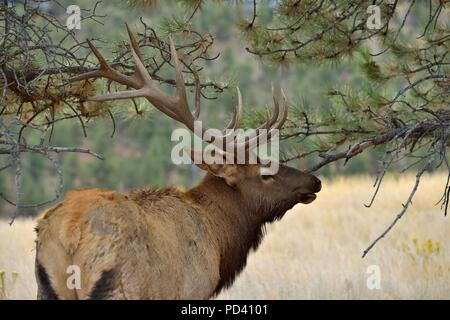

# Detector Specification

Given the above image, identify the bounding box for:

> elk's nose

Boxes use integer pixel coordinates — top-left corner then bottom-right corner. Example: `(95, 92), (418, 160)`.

(313, 177), (322, 192)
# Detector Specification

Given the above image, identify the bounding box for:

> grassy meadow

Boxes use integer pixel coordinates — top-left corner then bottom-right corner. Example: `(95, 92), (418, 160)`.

(0, 174), (448, 299)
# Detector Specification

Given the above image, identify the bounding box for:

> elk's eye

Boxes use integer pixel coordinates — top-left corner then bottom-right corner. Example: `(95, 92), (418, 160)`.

(261, 175), (274, 181)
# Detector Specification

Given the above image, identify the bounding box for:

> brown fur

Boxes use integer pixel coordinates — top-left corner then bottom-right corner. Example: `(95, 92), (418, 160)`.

(35, 163), (321, 299)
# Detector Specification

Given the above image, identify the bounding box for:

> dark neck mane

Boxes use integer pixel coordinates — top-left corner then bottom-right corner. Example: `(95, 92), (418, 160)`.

(186, 174), (272, 295)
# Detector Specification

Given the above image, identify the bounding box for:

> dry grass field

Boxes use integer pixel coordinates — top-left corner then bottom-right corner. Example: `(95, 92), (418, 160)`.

(0, 174), (448, 300)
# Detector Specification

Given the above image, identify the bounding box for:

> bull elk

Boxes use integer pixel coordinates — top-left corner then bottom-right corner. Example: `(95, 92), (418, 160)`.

(34, 25), (321, 300)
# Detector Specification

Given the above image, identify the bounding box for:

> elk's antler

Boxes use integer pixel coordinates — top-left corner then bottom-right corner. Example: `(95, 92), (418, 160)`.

(70, 24), (288, 152)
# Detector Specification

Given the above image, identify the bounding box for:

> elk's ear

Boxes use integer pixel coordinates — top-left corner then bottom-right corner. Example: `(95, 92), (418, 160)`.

(204, 164), (239, 187)
(187, 149), (239, 186)
(197, 163), (238, 187)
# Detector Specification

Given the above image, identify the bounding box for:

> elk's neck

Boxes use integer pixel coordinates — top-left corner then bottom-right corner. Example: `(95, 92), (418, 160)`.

(186, 174), (269, 295)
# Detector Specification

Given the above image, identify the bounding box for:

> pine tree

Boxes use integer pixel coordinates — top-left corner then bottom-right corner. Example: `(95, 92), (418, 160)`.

(0, 1), (448, 254)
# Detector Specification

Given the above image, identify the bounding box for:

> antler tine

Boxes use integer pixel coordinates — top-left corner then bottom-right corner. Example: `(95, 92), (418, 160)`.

(192, 65), (201, 119)
(259, 87), (287, 134)
(254, 83), (279, 131)
(216, 88), (243, 146)
(264, 88), (288, 141)
(169, 36), (188, 105)
(234, 87), (244, 130)
(71, 24), (151, 89)
(125, 23), (159, 89)
(221, 88), (243, 142)
(69, 39), (109, 83)
(125, 23), (144, 64)
(224, 96), (237, 132)
(129, 37), (153, 84)
(87, 39), (110, 70)
(234, 87), (288, 151)
(80, 32), (156, 103)
(70, 39), (140, 88)
(273, 88), (288, 130)
(268, 83), (280, 127)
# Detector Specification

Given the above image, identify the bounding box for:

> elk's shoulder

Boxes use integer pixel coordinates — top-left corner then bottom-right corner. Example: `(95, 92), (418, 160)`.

(129, 186), (186, 206)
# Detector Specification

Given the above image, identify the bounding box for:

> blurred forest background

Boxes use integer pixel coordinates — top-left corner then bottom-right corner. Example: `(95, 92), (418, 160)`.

(0, 0), (448, 218)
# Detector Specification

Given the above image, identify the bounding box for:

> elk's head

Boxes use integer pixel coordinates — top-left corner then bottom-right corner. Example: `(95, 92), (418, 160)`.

(186, 83), (321, 218)
(195, 159), (321, 221)
(71, 24), (321, 218)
